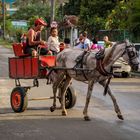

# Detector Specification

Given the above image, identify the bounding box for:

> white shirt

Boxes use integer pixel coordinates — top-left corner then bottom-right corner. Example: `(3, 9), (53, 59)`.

(84, 38), (91, 49)
(47, 36), (60, 53)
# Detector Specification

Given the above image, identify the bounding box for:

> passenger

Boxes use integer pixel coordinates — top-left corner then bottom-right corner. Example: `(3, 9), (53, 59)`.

(24, 18), (52, 57)
(47, 27), (60, 55)
(75, 33), (84, 49)
(59, 42), (65, 51)
(59, 38), (71, 52)
(64, 38), (71, 48)
(103, 36), (113, 48)
(90, 38), (98, 50)
(83, 31), (92, 50)
(91, 38), (103, 51)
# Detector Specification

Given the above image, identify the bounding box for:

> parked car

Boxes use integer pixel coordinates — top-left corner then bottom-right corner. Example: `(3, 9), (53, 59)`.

(113, 57), (131, 78)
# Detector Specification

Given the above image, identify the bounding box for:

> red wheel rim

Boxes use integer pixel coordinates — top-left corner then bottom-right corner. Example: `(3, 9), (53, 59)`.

(12, 91), (21, 109)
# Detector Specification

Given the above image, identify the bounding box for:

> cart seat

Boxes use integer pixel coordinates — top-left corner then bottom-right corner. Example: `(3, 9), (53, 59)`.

(12, 43), (30, 57)
(40, 55), (56, 67)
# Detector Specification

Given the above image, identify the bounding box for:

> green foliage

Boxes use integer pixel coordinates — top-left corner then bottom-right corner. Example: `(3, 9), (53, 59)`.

(5, 20), (14, 35)
(11, 4), (50, 22)
(0, 19), (27, 42)
(61, 0), (116, 35)
(28, 16), (40, 28)
(2, 0), (139, 42)
(105, 1), (131, 29)
(128, 0), (140, 40)
(63, 0), (81, 15)
(78, 0), (116, 34)
(14, 28), (26, 42)
(14, 0), (48, 6)
(62, 0), (140, 41)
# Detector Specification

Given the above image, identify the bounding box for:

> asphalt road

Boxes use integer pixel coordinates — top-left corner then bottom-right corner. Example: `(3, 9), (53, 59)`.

(0, 45), (140, 140)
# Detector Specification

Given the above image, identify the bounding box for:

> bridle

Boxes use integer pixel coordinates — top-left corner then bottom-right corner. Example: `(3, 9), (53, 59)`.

(123, 44), (139, 66)
(96, 41), (139, 76)
(96, 41), (139, 96)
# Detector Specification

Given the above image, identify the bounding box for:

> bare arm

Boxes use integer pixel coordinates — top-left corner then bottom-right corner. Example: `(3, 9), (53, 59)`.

(28, 29), (45, 46)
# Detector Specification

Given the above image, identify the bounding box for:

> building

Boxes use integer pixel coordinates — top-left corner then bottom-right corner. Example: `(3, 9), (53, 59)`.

(59, 15), (79, 46)
(2, 0), (17, 15)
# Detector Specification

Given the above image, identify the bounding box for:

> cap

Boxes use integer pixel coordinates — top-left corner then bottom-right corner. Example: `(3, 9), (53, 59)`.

(34, 18), (47, 26)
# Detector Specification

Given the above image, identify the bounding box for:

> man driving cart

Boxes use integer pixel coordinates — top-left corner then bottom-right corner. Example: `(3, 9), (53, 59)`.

(24, 18), (52, 56)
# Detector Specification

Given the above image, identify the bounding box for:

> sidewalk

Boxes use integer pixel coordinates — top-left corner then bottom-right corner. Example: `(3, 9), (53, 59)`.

(0, 38), (12, 48)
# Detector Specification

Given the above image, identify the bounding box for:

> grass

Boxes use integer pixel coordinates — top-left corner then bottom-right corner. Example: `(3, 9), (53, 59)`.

(0, 38), (12, 49)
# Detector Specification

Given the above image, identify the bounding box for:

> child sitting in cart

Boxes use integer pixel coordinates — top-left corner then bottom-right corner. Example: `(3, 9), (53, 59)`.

(59, 38), (71, 51)
(47, 27), (60, 55)
(24, 18), (52, 57)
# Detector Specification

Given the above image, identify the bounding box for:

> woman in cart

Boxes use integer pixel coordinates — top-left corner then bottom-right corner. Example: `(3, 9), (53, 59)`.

(24, 18), (52, 57)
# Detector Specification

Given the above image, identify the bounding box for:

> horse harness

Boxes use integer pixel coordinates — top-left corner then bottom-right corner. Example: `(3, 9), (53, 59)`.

(74, 50), (91, 80)
(95, 49), (113, 76)
(95, 49), (114, 95)
(74, 49), (113, 95)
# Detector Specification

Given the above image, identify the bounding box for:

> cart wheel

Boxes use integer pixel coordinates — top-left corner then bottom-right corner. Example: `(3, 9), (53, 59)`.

(10, 87), (28, 113)
(59, 86), (77, 109)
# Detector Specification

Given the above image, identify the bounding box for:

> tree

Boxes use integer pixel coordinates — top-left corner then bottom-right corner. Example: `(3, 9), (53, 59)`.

(63, 0), (81, 16)
(128, 0), (140, 40)
(11, 4), (50, 22)
(78, 0), (116, 35)
(14, 0), (49, 6)
(105, 0), (131, 30)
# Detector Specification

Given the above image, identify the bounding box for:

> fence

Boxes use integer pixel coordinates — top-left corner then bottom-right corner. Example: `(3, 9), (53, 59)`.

(97, 29), (131, 41)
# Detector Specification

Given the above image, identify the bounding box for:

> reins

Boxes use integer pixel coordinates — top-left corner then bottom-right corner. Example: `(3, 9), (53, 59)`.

(95, 43), (122, 96)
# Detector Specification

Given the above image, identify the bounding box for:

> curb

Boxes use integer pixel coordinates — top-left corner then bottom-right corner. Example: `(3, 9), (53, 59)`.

(130, 72), (140, 77)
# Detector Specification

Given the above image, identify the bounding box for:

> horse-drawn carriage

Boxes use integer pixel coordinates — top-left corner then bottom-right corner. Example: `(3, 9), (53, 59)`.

(9, 43), (77, 113)
(9, 40), (139, 121)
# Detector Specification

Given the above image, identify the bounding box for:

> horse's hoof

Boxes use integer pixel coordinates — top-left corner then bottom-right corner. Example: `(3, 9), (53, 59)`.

(50, 106), (56, 112)
(117, 114), (124, 120)
(62, 111), (67, 116)
(84, 116), (91, 121)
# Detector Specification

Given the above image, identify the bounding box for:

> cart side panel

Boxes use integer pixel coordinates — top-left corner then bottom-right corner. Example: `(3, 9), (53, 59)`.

(40, 56), (56, 67)
(32, 57), (39, 77)
(17, 58), (24, 77)
(9, 58), (17, 78)
(9, 57), (39, 79)
(24, 57), (31, 78)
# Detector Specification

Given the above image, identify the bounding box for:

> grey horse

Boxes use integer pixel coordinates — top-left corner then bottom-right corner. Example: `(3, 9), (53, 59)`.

(50, 40), (139, 121)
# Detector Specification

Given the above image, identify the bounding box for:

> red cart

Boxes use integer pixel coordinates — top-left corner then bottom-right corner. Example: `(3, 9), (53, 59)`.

(9, 43), (76, 113)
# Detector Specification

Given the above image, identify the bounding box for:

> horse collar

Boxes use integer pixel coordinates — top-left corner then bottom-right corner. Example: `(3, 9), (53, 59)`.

(96, 59), (113, 76)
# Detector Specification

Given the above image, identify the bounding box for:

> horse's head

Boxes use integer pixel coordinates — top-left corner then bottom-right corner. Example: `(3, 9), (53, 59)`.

(122, 40), (139, 71)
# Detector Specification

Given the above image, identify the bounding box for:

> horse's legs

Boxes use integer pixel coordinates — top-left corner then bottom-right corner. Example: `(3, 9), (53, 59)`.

(50, 72), (65, 112)
(83, 80), (95, 121)
(61, 76), (72, 116)
(99, 80), (124, 120)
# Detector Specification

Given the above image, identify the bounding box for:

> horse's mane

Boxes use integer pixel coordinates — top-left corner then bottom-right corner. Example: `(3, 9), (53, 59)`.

(103, 41), (125, 65)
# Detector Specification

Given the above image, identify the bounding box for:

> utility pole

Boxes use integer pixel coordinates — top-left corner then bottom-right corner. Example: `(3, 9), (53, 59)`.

(2, 0), (5, 39)
(50, 0), (55, 23)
